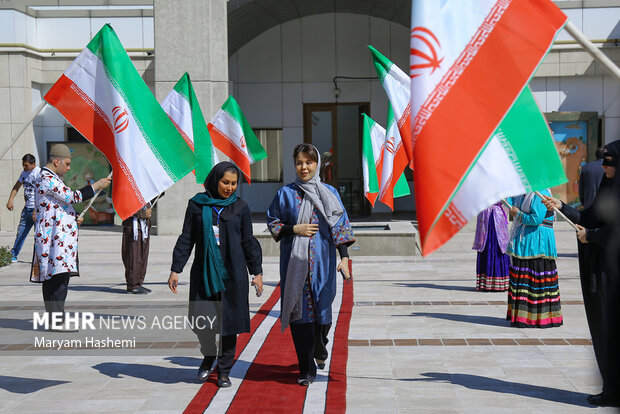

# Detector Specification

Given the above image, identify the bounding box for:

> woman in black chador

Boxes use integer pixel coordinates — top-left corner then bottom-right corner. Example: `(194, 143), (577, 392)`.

(168, 162), (263, 388)
(543, 143), (620, 408)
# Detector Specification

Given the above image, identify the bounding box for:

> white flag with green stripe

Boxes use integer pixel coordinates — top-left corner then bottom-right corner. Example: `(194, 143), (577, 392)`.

(161, 72), (219, 184)
(207, 96), (267, 183)
(44, 24), (196, 220)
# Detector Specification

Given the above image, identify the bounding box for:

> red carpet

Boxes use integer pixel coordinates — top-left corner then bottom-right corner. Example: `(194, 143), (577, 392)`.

(183, 278), (353, 414)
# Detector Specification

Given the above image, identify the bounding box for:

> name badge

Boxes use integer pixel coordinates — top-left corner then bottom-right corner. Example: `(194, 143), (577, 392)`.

(213, 225), (220, 245)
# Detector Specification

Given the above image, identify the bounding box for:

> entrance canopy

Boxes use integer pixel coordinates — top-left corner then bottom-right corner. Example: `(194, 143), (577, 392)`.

(228, 0), (411, 56)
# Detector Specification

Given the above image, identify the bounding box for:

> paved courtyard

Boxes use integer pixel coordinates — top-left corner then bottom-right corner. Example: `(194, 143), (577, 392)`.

(0, 219), (616, 413)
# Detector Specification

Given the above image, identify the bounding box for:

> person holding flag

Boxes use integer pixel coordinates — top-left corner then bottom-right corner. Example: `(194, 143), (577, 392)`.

(31, 144), (111, 330)
(541, 146), (620, 407)
(472, 203), (510, 292)
(505, 190), (562, 328)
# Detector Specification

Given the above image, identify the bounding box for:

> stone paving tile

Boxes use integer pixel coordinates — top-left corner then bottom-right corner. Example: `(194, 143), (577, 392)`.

(0, 221), (608, 412)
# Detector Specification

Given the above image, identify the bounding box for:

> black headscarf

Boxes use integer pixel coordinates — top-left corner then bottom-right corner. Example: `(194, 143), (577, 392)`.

(202, 161), (245, 221)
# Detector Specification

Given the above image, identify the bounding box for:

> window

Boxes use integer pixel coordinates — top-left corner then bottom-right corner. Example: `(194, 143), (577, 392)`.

(251, 129), (283, 182)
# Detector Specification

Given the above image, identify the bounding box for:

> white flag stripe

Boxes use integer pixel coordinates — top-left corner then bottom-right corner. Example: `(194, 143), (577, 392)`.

(383, 65), (411, 121)
(65, 49), (174, 199)
(206, 300), (281, 413)
(410, 1), (495, 119)
(451, 134), (526, 218)
(161, 89), (194, 145)
(303, 274), (344, 414)
(379, 121), (404, 199)
(370, 123), (384, 163)
(210, 109), (255, 163)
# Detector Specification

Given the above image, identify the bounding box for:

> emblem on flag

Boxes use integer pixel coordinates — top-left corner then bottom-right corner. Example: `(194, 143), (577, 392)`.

(112, 106), (130, 134)
(410, 27), (443, 77)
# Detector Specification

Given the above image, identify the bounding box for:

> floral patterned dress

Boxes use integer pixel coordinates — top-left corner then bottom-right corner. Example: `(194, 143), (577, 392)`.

(31, 167), (86, 282)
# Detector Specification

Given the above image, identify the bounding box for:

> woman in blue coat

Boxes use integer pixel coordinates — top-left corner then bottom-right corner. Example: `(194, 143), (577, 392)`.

(267, 144), (354, 386)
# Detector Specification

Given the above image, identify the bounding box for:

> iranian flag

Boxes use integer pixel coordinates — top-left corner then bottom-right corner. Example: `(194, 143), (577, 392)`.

(44, 24), (196, 220)
(362, 112), (410, 209)
(410, 0), (568, 255)
(369, 46), (413, 168)
(208, 96), (267, 183)
(161, 72), (219, 183)
(379, 106), (410, 210)
(362, 114), (382, 206)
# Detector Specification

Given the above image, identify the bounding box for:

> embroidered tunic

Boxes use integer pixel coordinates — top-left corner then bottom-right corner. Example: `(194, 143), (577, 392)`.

(267, 183), (354, 325)
(31, 167), (89, 282)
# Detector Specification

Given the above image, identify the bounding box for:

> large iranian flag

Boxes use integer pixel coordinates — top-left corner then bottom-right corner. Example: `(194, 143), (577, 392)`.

(208, 96), (267, 183)
(369, 46), (413, 168)
(44, 24), (196, 220)
(362, 113), (410, 209)
(161, 72), (219, 183)
(410, 0), (568, 255)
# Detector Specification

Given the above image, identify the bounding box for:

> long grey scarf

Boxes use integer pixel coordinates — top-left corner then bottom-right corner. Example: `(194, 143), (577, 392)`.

(281, 150), (344, 331)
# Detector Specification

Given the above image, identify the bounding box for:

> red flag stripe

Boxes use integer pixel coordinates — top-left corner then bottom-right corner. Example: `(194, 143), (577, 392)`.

(44, 74), (145, 216)
(413, 0), (566, 254)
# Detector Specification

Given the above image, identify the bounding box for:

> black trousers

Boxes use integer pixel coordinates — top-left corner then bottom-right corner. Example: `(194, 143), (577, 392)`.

(42, 272), (70, 319)
(290, 322), (331, 380)
(197, 333), (237, 378)
(582, 271), (620, 397)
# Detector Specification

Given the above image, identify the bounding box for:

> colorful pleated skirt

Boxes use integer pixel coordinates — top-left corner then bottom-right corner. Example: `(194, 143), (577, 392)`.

(476, 215), (510, 291)
(507, 257), (563, 328)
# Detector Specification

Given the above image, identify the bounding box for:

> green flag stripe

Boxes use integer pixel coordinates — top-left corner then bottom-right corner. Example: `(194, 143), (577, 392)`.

(222, 96), (267, 162)
(86, 24), (195, 181)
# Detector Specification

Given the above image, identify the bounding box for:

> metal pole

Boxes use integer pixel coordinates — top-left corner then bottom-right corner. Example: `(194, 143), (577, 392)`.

(534, 191), (579, 231)
(0, 101), (47, 160)
(77, 171), (113, 221)
(564, 21), (620, 83)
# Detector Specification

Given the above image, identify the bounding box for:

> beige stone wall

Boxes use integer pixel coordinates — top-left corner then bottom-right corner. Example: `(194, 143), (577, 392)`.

(153, 0), (228, 235)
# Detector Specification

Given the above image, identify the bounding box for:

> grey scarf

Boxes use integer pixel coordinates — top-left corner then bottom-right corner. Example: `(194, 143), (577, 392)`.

(281, 150), (344, 331)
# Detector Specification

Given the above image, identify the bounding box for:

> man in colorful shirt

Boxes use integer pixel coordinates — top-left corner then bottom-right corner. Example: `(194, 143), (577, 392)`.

(6, 154), (41, 262)
(31, 144), (111, 331)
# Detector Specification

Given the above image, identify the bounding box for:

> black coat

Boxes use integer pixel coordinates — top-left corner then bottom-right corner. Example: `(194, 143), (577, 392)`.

(561, 179), (620, 396)
(171, 198), (263, 336)
(579, 159), (604, 209)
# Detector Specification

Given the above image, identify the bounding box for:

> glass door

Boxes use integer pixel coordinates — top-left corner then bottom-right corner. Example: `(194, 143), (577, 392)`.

(303, 103), (370, 216)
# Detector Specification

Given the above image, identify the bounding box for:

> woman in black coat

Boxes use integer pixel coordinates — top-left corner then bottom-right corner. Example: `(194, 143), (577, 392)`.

(168, 162), (263, 388)
(543, 149), (620, 407)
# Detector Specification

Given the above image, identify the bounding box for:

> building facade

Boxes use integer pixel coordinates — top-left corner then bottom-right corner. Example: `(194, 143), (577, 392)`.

(1, 0), (619, 233)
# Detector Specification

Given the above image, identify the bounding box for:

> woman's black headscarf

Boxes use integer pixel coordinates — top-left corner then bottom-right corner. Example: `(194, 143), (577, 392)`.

(202, 161), (245, 220)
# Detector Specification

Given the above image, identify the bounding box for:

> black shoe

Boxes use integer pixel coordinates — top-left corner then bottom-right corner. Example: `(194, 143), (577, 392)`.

(140, 286), (152, 293)
(128, 287), (149, 294)
(197, 356), (214, 381)
(218, 376), (232, 388)
(588, 393), (620, 407)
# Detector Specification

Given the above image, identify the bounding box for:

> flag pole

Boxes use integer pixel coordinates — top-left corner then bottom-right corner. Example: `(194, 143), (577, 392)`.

(501, 199), (511, 209)
(0, 101), (47, 161)
(78, 171), (113, 221)
(534, 191), (579, 232)
(564, 21), (620, 83)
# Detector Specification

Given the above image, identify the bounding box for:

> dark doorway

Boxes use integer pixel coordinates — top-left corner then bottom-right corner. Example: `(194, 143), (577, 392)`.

(303, 102), (370, 216)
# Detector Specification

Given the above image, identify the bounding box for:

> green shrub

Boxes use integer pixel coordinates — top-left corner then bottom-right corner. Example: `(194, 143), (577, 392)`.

(0, 246), (12, 267)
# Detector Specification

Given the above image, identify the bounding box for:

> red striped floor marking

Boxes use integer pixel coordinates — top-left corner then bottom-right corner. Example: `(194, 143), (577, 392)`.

(183, 278), (353, 414)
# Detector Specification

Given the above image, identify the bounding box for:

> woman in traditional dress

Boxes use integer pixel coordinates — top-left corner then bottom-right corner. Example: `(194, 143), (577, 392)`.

(505, 189), (562, 328)
(542, 150), (620, 407)
(168, 162), (263, 387)
(472, 203), (510, 291)
(267, 143), (354, 386)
